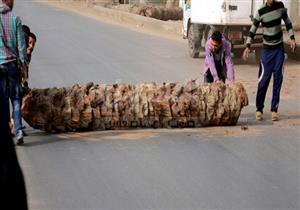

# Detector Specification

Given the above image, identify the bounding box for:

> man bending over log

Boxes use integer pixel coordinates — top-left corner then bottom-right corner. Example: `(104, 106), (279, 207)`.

(203, 30), (235, 83)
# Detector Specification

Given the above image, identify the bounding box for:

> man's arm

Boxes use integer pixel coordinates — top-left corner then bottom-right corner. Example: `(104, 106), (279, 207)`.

(243, 12), (261, 61)
(246, 12), (261, 49)
(204, 40), (219, 81)
(223, 41), (235, 82)
(16, 16), (26, 65)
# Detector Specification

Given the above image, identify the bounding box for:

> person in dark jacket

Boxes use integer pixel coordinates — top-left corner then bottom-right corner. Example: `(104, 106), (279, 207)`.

(21, 31), (37, 95)
(22, 24), (30, 48)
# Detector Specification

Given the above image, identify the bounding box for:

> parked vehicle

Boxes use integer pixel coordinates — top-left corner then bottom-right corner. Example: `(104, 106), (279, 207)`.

(182, 0), (293, 60)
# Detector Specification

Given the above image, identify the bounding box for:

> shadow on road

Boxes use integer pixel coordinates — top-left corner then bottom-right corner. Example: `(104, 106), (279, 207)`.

(21, 136), (70, 147)
(239, 112), (300, 126)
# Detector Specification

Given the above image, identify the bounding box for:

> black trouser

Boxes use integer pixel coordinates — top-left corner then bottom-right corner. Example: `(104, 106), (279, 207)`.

(204, 68), (226, 83)
(0, 65), (10, 127)
(0, 90), (28, 209)
(0, 125), (28, 209)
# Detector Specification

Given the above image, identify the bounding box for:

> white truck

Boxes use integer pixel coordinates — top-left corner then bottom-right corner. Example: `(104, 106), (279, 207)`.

(182, 0), (293, 60)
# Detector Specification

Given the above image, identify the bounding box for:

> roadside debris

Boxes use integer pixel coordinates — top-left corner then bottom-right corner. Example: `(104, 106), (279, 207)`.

(240, 125), (248, 131)
(134, 5), (183, 21)
(104, 4), (183, 21)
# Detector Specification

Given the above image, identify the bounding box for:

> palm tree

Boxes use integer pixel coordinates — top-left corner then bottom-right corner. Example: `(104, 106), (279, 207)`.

(22, 82), (248, 132)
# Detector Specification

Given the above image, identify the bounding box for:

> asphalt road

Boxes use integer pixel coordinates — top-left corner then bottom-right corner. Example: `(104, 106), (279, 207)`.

(14, 0), (300, 209)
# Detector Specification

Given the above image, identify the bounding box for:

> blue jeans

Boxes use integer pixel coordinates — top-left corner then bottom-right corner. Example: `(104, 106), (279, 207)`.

(0, 62), (22, 135)
(256, 45), (284, 113)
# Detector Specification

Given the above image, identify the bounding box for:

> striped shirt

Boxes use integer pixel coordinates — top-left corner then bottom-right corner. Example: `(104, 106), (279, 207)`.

(246, 1), (295, 49)
(0, 3), (26, 65)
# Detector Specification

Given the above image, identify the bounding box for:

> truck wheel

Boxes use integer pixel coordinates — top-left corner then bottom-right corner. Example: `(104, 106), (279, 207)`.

(203, 25), (217, 42)
(188, 24), (201, 58)
(233, 49), (244, 58)
(207, 25), (216, 38)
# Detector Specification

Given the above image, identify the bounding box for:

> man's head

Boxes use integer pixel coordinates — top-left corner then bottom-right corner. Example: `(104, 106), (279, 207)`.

(27, 32), (36, 55)
(22, 25), (30, 48)
(2, 0), (14, 10)
(210, 31), (222, 53)
(22, 25), (30, 37)
(266, 0), (274, 6)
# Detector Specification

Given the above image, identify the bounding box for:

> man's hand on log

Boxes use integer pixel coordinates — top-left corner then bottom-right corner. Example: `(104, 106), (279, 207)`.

(214, 80), (221, 83)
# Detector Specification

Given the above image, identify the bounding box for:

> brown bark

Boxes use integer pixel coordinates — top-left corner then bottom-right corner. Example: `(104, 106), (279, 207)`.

(22, 81), (248, 132)
(132, 5), (183, 21)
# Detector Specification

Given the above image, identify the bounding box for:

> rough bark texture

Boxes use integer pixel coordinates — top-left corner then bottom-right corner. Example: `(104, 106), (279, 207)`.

(22, 81), (248, 132)
(131, 5), (183, 21)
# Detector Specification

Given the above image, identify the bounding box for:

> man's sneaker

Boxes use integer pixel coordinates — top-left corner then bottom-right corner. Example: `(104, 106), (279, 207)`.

(256, 111), (263, 121)
(16, 131), (24, 146)
(22, 130), (28, 136)
(16, 138), (24, 146)
(271, 112), (279, 121)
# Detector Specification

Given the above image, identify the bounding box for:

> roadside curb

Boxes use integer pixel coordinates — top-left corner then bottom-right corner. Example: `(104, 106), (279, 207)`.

(93, 5), (182, 37)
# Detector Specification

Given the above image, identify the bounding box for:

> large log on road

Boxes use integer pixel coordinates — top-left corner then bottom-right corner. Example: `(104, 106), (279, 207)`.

(21, 81), (248, 132)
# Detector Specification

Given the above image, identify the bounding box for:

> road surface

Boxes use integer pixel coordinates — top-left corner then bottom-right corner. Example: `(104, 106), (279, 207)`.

(14, 0), (300, 209)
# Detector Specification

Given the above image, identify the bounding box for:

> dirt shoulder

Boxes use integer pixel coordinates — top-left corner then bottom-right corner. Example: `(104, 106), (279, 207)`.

(35, 0), (300, 42)
(35, 0), (184, 42)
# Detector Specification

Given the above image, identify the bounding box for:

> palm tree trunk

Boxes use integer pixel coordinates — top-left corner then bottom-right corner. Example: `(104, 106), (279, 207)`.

(22, 81), (248, 132)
